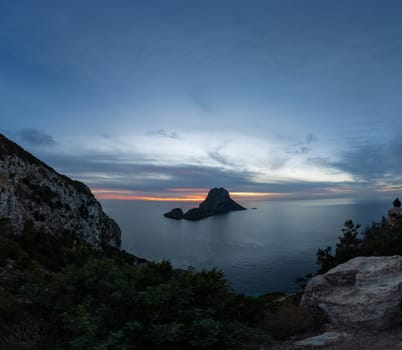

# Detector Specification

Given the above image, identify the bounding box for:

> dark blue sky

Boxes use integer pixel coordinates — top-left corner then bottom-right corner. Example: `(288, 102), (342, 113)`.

(2, 0), (402, 200)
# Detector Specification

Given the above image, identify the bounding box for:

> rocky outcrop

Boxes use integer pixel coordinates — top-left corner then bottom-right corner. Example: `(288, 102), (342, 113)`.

(293, 331), (352, 348)
(164, 187), (246, 221)
(300, 256), (402, 330)
(199, 187), (245, 212)
(387, 207), (402, 226)
(164, 208), (184, 220)
(0, 134), (121, 249)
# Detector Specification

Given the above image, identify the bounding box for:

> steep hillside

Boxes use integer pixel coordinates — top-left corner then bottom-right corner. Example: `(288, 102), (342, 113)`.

(0, 134), (120, 248)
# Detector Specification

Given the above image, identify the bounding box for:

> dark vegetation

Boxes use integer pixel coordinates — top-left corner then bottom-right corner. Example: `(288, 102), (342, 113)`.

(314, 216), (402, 274)
(295, 215), (402, 290)
(0, 221), (278, 349)
(0, 219), (326, 349)
(3, 203), (400, 348)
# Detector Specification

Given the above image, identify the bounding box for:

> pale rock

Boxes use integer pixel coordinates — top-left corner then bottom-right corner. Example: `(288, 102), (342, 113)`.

(0, 134), (121, 249)
(301, 256), (402, 330)
(387, 208), (402, 225)
(293, 331), (351, 348)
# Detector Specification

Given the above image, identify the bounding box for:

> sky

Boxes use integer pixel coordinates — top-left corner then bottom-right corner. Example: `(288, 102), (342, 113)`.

(1, 0), (402, 201)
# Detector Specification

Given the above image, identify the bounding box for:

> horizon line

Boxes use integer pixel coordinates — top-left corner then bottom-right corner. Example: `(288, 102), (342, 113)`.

(91, 188), (285, 202)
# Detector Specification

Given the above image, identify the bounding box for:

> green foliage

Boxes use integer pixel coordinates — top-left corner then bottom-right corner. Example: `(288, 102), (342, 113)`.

(56, 260), (266, 349)
(316, 215), (402, 274)
(0, 234), (25, 266)
(316, 246), (336, 274)
(315, 219), (363, 274)
(18, 221), (95, 271)
(0, 224), (269, 349)
(336, 219), (362, 261)
(361, 219), (402, 256)
(264, 303), (326, 340)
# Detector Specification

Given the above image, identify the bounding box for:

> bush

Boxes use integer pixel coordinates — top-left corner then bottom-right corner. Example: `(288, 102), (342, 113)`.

(57, 260), (267, 349)
(316, 215), (402, 274)
(264, 304), (326, 339)
(0, 224), (270, 349)
(0, 235), (26, 266)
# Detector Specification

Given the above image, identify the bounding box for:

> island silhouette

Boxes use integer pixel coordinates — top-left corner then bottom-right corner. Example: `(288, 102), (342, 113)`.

(164, 187), (246, 220)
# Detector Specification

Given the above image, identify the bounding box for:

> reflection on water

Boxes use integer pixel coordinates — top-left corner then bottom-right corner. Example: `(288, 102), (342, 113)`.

(101, 198), (390, 296)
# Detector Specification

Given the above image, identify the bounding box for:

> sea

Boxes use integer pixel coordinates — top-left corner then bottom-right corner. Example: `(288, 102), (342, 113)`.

(100, 198), (391, 296)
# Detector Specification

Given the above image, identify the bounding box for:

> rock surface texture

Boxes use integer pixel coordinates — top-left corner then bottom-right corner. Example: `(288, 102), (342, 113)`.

(0, 134), (121, 249)
(301, 255), (402, 330)
(267, 328), (402, 350)
(164, 187), (246, 221)
(388, 207), (402, 226)
(293, 331), (352, 348)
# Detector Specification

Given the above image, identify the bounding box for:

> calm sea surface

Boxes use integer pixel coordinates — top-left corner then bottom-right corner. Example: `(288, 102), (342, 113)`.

(100, 198), (390, 296)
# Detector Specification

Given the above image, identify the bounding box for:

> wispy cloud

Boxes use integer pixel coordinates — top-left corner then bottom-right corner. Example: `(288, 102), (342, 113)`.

(207, 143), (236, 167)
(146, 129), (181, 139)
(208, 150), (229, 165)
(32, 143), (364, 201)
(329, 141), (392, 182)
(19, 129), (55, 146)
(286, 133), (317, 155)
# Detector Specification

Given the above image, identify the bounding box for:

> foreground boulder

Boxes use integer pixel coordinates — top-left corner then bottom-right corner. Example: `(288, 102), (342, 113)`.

(301, 256), (402, 330)
(0, 134), (121, 249)
(293, 331), (352, 348)
(164, 187), (246, 221)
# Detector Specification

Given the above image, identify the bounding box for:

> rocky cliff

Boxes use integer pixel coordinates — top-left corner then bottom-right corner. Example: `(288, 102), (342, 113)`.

(164, 187), (246, 220)
(0, 134), (121, 249)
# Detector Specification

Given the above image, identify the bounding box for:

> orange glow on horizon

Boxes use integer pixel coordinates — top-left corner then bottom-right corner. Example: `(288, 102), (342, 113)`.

(91, 188), (283, 202)
(230, 192), (277, 197)
(377, 184), (402, 193)
(95, 194), (206, 202)
(166, 187), (209, 192)
(91, 188), (206, 202)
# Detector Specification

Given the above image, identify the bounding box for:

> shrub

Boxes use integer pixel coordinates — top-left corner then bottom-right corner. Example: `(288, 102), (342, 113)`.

(0, 224), (270, 349)
(316, 215), (402, 274)
(264, 304), (326, 339)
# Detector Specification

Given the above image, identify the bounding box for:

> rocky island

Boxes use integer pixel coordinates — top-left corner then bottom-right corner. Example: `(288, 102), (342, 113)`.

(164, 187), (246, 220)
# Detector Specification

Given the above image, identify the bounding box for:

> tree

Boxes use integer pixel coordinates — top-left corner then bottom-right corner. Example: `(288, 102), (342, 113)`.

(316, 220), (362, 274)
(334, 220), (362, 264)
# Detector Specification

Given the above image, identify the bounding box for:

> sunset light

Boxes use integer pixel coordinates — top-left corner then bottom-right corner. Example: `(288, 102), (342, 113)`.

(91, 188), (206, 202)
(91, 188), (286, 202)
(2, 1), (402, 347)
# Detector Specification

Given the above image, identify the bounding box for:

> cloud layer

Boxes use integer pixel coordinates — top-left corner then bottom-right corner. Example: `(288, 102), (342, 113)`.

(19, 129), (55, 146)
(12, 128), (379, 201)
(1, 1), (402, 200)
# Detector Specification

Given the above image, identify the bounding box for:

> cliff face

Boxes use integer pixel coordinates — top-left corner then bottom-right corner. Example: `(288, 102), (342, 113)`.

(0, 134), (121, 249)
